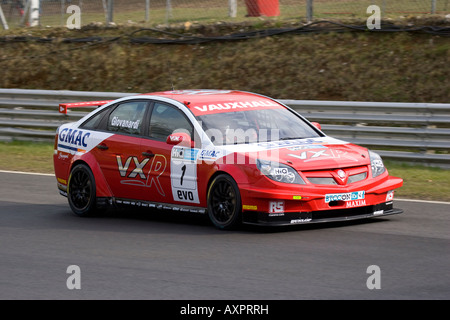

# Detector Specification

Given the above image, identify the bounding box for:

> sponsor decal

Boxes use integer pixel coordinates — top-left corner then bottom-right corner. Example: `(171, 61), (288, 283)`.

(373, 210), (384, 216)
(57, 126), (112, 155)
(58, 152), (70, 160)
(293, 195), (302, 200)
(269, 201), (285, 214)
(288, 148), (358, 163)
(256, 137), (346, 150)
(58, 128), (90, 152)
(325, 191), (365, 203)
(386, 190), (394, 201)
(273, 168), (288, 176)
(198, 149), (221, 161)
(172, 147), (199, 161)
(193, 100), (280, 114)
(169, 135), (182, 142)
(243, 205), (258, 211)
(116, 155), (167, 196)
(290, 218), (312, 224)
(346, 200), (367, 208)
(57, 178), (67, 185)
(110, 117), (140, 130)
(176, 190), (196, 202)
(287, 145), (326, 151)
(114, 197), (206, 214)
(170, 89), (232, 95)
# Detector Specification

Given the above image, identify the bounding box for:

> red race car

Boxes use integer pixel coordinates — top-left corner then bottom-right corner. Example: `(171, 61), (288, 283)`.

(53, 90), (403, 229)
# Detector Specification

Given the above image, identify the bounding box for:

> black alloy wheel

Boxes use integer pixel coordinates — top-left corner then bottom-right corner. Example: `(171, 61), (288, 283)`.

(68, 163), (97, 216)
(207, 174), (242, 230)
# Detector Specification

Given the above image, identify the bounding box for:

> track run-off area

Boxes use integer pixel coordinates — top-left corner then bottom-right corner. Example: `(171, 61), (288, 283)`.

(0, 170), (449, 300)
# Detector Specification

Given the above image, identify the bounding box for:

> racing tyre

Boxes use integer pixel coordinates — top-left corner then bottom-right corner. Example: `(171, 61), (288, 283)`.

(207, 174), (242, 230)
(68, 163), (97, 217)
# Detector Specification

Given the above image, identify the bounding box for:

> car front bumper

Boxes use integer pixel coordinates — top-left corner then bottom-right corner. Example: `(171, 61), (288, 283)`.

(242, 200), (403, 226)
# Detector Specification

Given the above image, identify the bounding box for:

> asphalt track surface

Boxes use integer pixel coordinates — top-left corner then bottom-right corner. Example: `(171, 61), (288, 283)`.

(0, 171), (449, 300)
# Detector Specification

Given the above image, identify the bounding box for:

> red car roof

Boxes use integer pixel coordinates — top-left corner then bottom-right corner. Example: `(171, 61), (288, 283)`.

(143, 90), (284, 116)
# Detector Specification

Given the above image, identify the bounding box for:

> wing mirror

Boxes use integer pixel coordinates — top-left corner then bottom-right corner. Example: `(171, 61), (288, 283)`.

(166, 132), (194, 148)
(311, 122), (322, 130)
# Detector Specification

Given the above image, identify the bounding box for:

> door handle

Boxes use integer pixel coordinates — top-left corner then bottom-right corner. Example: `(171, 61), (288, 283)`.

(142, 151), (155, 158)
(96, 143), (108, 150)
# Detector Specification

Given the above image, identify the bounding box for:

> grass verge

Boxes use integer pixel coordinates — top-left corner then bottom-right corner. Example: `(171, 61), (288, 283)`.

(0, 141), (448, 202)
(0, 21), (449, 103)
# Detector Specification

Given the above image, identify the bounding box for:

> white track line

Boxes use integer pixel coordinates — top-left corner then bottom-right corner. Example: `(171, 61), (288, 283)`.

(1, 170), (449, 205)
(0, 169), (55, 177)
(395, 198), (450, 205)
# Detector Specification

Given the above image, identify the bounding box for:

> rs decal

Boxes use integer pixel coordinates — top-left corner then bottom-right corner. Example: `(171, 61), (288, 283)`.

(117, 155), (167, 196)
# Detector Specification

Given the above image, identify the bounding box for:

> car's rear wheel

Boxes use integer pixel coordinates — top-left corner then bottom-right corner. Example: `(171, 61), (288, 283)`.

(207, 174), (242, 230)
(68, 163), (97, 217)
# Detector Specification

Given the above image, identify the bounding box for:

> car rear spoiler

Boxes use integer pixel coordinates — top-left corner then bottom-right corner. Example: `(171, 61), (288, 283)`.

(58, 100), (114, 114)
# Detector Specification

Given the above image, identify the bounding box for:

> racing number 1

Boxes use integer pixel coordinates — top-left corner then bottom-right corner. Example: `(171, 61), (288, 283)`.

(180, 165), (186, 186)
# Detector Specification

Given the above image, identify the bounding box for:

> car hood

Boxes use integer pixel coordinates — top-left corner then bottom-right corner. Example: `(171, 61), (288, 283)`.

(216, 136), (371, 171)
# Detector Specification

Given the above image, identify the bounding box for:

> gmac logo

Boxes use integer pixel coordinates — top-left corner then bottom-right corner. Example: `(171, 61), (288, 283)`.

(58, 129), (91, 152)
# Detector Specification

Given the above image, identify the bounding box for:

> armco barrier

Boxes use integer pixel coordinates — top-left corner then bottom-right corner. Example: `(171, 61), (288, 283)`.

(0, 89), (449, 168)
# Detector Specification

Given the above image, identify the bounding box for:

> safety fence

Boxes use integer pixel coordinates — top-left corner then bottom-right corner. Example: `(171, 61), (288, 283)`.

(1, 0), (449, 29)
(0, 88), (449, 168)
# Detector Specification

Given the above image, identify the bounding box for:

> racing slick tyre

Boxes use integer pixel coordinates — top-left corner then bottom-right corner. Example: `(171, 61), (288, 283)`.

(207, 174), (242, 230)
(67, 163), (97, 217)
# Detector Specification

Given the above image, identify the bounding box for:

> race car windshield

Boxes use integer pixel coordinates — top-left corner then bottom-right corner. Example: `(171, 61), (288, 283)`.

(196, 108), (322, 146)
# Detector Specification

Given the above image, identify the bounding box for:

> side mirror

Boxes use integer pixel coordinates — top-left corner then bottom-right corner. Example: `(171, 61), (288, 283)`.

(311, 122), (322, 131)
(166, 132), (194, 148)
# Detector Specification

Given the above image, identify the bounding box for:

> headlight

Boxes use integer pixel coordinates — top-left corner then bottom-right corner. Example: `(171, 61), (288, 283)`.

(256, 159), (306, 184)
(369, 151), (386, 178)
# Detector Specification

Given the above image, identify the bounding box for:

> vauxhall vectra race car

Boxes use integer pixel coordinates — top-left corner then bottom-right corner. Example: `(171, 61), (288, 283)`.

(53, 90), (403, 229)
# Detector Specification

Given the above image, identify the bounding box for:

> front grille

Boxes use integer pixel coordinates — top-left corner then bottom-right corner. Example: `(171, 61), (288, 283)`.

(304, 166), (368, 185)
(308, 177), (337, 185)
(348, 172), (367, 184)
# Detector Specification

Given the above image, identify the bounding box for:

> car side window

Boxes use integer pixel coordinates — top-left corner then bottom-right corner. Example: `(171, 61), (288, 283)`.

(80, 107), (110, 130)
(149, 103), (193, 141)
(106, 101), (147, 135)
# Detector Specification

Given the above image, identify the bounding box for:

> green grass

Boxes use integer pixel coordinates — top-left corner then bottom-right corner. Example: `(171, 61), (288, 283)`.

(0, 25), (449, 103)
(0, 141), (448, 202)
(0, 141), (55, 174)
(384, 160), (450, 202)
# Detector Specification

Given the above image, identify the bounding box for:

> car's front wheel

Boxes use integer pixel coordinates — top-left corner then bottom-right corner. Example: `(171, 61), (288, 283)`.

(207, 174), (242, 230)
(68, 163), (97, 217)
